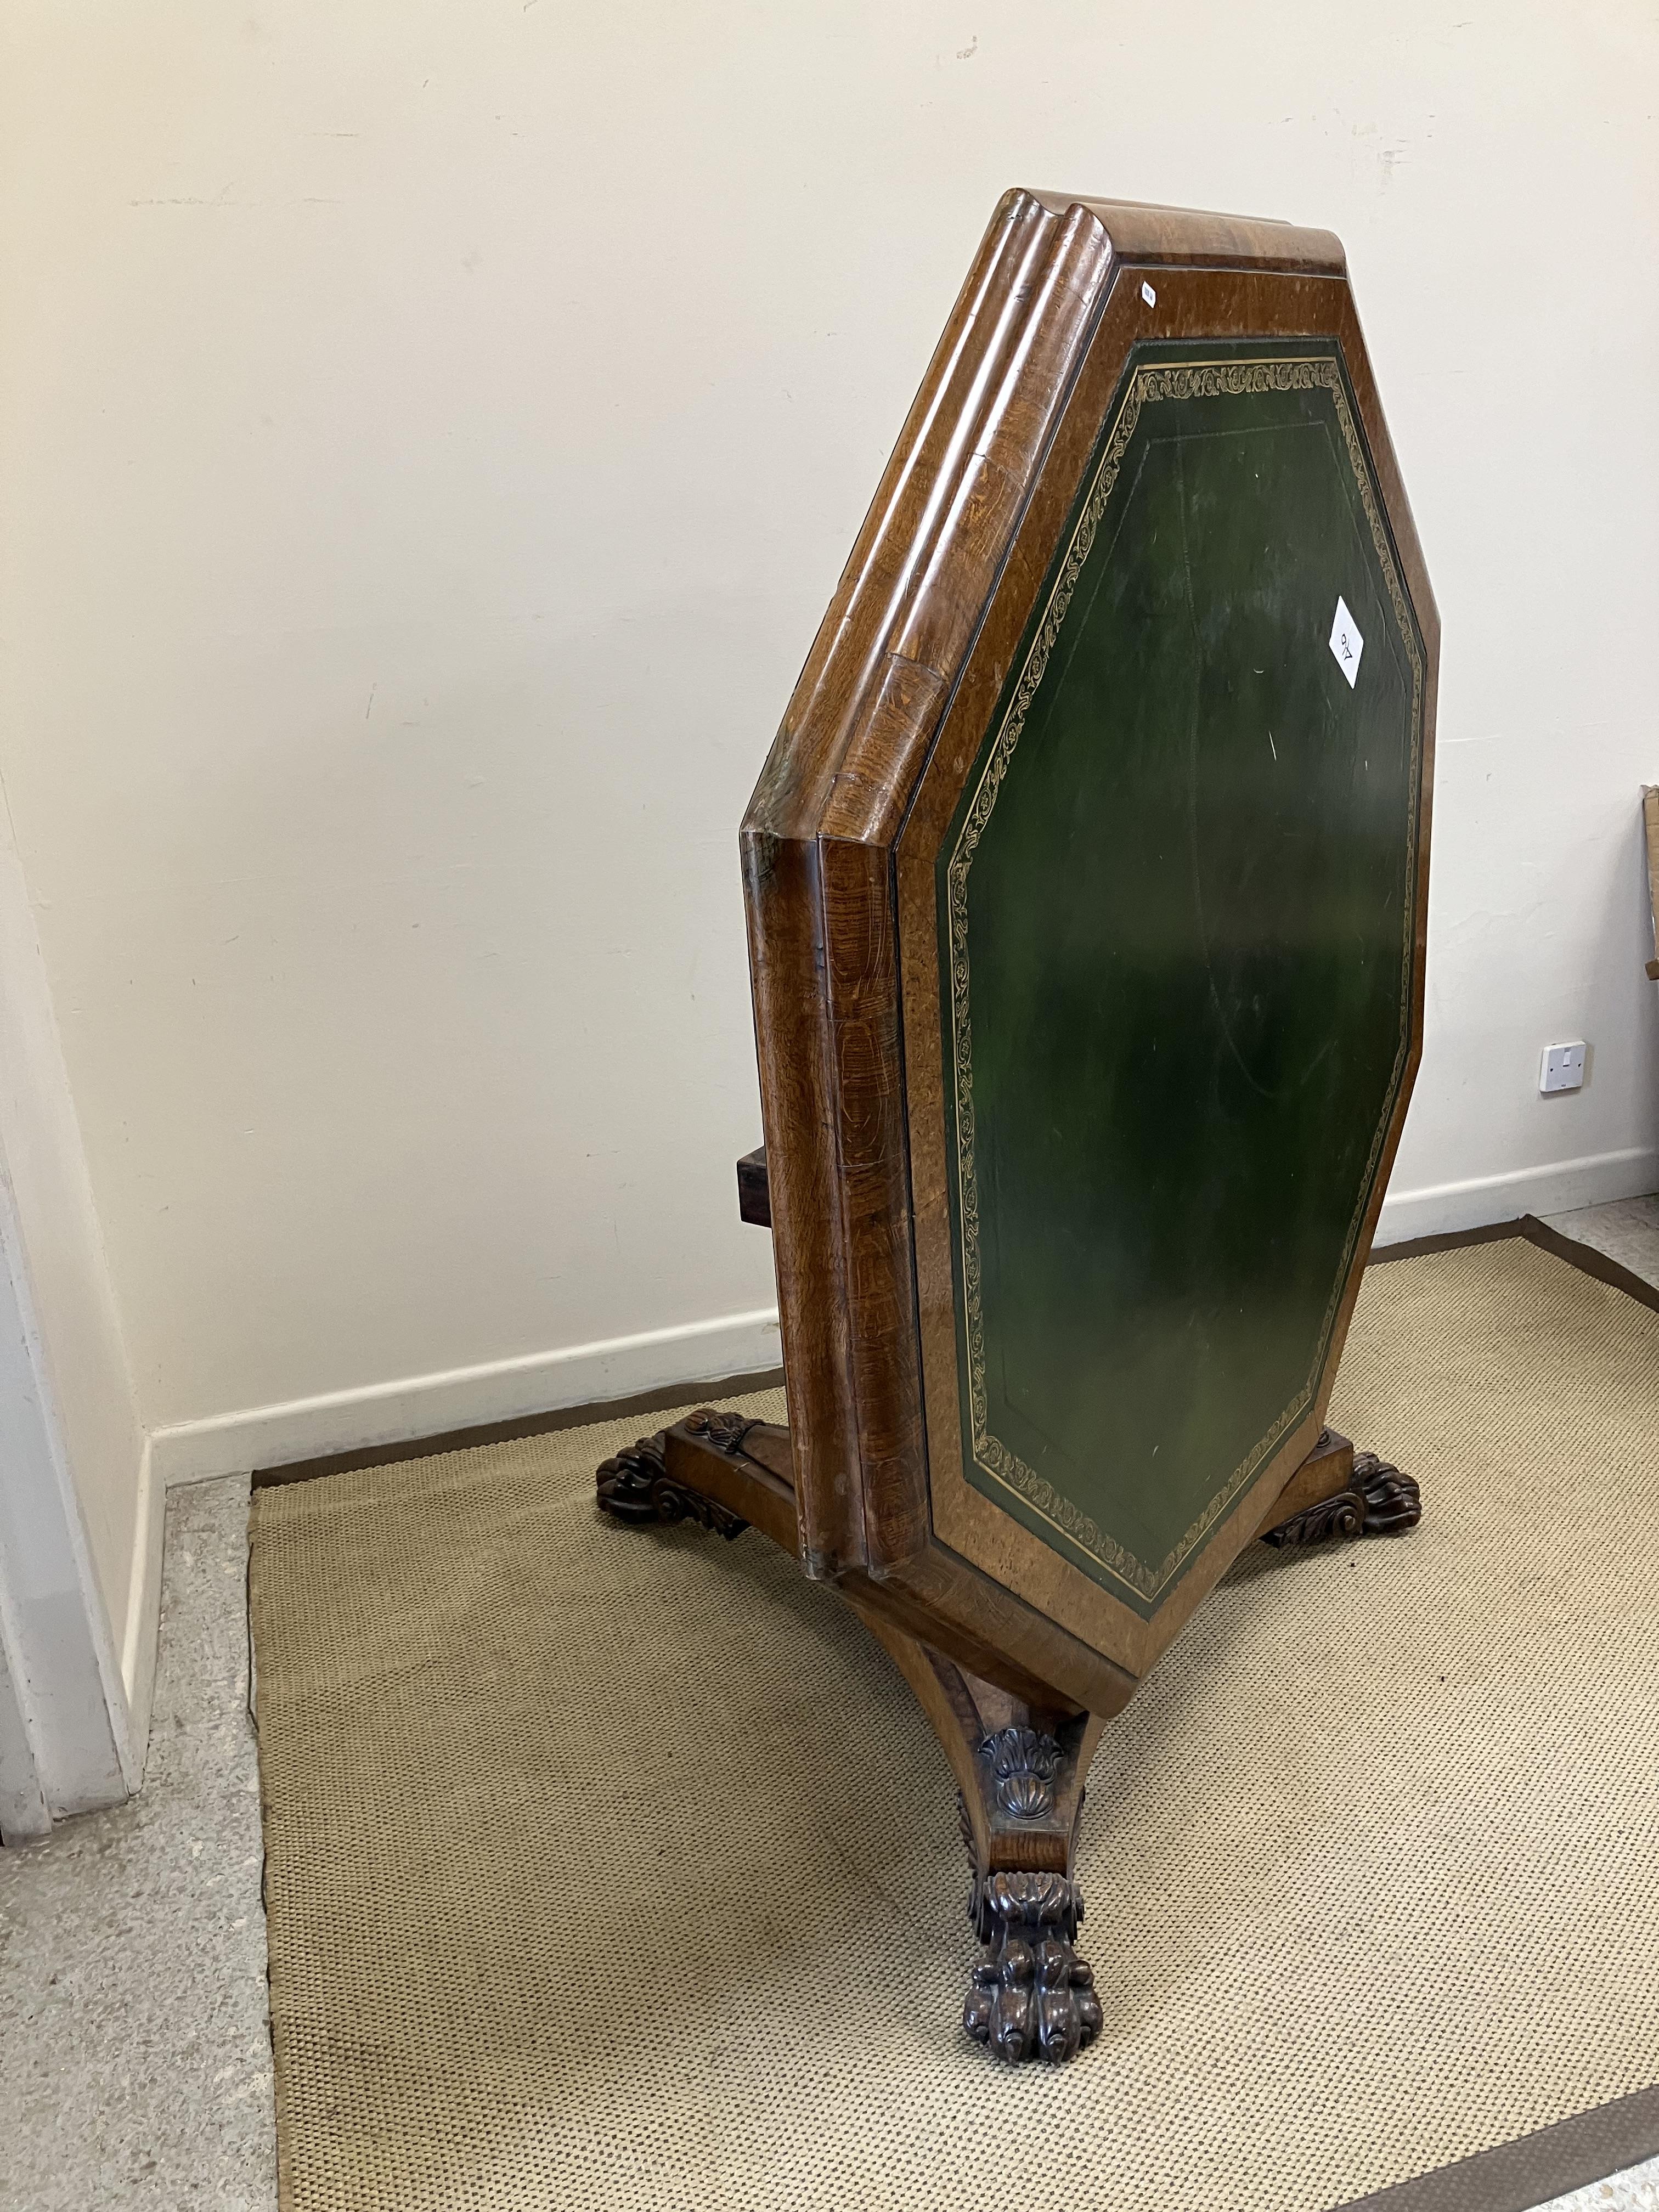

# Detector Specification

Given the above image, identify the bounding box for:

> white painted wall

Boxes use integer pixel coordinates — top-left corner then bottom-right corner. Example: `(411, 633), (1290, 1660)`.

(0, 2), (1655, 1487)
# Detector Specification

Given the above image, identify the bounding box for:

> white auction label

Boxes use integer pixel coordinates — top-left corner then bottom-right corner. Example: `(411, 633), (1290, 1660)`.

(1141, 280), (1156, 307)
(1329, 595), (1363, 689)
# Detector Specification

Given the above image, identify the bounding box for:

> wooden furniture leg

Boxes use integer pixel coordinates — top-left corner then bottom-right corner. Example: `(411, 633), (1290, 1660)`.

(1257, 1427), (1422, 1548)
(853, 1608), (1106, 2063)
(595, 1408), (799, 1551)
(595, 1407), (1418, 2063)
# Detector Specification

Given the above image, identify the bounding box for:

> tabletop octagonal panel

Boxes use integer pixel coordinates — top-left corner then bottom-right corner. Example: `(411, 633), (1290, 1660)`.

(938, 341), (1424, 1615)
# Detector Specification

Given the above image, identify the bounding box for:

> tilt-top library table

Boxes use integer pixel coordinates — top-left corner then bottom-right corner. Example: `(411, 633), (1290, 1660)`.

(597, 190), (1438, 2066)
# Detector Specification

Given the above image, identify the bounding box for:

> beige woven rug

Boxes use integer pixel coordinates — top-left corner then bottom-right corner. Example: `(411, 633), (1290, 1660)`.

(250, 1237), (1659, 2212)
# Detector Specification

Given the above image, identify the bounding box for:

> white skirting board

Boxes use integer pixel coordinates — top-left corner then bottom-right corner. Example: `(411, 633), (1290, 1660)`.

(1374, 1142), (1658, 1246)
(143, 1142), (1657, 1494)
(148, 1305), (785, 1488)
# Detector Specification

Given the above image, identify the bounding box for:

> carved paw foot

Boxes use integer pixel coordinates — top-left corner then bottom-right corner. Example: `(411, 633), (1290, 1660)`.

(1263, 1451), (1421, 1548)
(1353, 1451), (1421, 1534)
(594, 1434), (748, 1539)
(963, 1871), (1102, 2064)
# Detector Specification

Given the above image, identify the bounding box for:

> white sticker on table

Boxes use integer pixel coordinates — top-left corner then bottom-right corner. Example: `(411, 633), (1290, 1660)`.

(1329, 596), (1363, 689)
(1141, 280), (1156, 307)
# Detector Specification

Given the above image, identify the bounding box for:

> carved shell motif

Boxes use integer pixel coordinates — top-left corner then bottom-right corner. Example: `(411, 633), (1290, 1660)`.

(978, 1726), (1064, 1820)
(682, 1408), (758, 1455)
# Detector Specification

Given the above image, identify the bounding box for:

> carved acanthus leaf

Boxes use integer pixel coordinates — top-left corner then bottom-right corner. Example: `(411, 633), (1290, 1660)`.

(1262, 1488), (1365, 1548)
(978, 1725), (1064, 1819)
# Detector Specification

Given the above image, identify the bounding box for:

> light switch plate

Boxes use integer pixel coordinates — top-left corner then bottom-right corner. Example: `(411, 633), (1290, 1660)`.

(1539, 1041), (1587, 1094)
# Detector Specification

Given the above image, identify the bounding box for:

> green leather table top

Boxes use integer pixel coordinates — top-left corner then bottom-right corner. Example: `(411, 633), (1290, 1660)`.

(937, 338), (1424, 1616)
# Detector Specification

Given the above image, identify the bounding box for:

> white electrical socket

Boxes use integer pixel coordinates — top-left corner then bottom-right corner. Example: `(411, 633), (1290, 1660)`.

(1539, 1041), (1587, 1094)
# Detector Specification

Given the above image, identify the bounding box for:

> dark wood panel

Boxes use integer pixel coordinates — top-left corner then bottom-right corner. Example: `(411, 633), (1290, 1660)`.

(736, 1146), (770, 1228)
